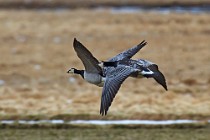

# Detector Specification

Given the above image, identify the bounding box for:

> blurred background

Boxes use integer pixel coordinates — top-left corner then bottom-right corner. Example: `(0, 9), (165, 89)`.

(0, 0), (210, 140)
(0, 0), (210, 139)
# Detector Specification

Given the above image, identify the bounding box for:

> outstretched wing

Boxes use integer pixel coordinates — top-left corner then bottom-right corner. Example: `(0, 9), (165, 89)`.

(108, 40), (147, 62)
(148, 64), (168, 91)
(73, 38), (102, 74)
(100, 66), (138, 115)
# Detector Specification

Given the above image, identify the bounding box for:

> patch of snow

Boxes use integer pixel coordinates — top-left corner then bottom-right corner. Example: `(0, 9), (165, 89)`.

(66, 99), (72, 104)
(53, 36), (61, 44)
(69, 77), (76, 83)
(0, 120), (208, 125)
(70, 120), (199, 125)
(0, 80), (5, 86)
(51, 120), (64, 124)
(106, 6), (210, 14)
(34, 64), (41, 70)
(1, 120), (14, 124)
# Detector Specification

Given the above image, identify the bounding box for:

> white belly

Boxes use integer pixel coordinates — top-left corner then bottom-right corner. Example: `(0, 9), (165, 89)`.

(96, 77), (106, 87)
(84, 72), (104, 86)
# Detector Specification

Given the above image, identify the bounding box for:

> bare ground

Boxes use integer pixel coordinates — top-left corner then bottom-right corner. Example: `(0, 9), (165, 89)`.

(0, 9), (209, 120)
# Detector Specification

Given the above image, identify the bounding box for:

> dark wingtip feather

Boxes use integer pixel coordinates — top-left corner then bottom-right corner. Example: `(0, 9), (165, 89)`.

(73, 38), (79, 46)
(162, 82), (168, 91)
(100, 103), (108, 116)
(141, 40), (147, 45)
(100, 110), (106, 116)
(100, 101), (106, 116)
(137, 40), (147, 49)
(153, 71), (168, 91)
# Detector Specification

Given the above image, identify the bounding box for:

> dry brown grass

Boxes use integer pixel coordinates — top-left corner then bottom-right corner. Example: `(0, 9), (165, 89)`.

(0, 9), (209, 119)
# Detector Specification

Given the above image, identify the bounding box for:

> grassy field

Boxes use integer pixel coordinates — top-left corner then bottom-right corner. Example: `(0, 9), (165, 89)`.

(0, 9), (209, 119)
(0, 2), (209, 140)
(1, 127), (210, 140)
(1, 123), (210, 140)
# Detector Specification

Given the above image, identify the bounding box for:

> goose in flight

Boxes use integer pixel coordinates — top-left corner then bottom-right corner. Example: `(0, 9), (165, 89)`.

(67, 38), (105, 87)
(67, 38), (167, 115)
(67, 38), (146, 87)
(99, 42), (167, 115)
(101, 59), (167, 91)
(100, 58), (167, 115)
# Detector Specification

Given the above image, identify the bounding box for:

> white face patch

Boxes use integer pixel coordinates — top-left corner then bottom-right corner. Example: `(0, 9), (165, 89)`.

(141, 70), (154, 75)
(68, 68), (75, 74)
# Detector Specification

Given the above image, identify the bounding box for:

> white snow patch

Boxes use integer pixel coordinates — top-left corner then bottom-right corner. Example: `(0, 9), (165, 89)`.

(34, 64), (41, 70)
(53, 36), (61, 44)
(68, 77), (76, 83)
(70, 120), (199, 125)
(0, 80), (5, 86)
(0, 120), (208, 125)
(1, 120), (14, 124)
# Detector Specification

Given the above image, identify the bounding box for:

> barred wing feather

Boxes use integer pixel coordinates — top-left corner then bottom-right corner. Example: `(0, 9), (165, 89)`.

(108, 40), (147, 62)
(100, 66), (138, 115)
(73, 38), (102, 74)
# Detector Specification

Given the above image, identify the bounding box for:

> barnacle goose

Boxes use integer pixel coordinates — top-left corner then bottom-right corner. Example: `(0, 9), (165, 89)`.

(99, 42), (167, 115)
(67, 38), (105, 87)
(67, 38), (167, 116)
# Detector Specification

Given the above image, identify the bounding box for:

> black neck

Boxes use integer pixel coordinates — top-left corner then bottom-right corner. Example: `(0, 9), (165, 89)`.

(74, 69), (84, 79)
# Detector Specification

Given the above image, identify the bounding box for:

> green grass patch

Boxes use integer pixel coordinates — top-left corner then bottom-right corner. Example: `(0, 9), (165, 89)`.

(0, 122), (209, 129)
(1, 113), (210, 121)
(1, 127), (210, 140)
